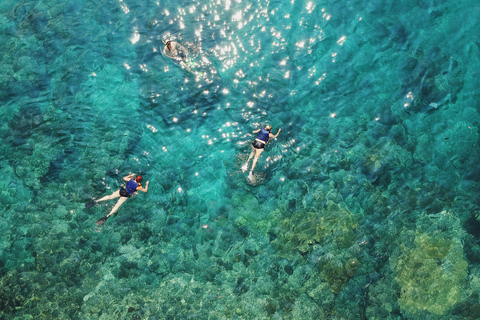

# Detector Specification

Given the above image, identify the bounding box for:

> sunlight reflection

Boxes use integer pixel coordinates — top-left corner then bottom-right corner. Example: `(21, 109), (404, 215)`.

(306, 2), (315, 13)
(282, 138), (296, 151)
(232, 11), (242, 21)
(296, 41), (305, 48)
(146, 124), (157, 133)
(118, 0), (129, 14)
(235, 70), (245, 78)
(130, 31), (140, 44)
(337, 36), (346, 46)
(322, 8), (331, 20)
(404, 92), (414, 108)
(264, 155), (282, 169)
(315, 73), (327, 85)
(331, 52), (337, 62)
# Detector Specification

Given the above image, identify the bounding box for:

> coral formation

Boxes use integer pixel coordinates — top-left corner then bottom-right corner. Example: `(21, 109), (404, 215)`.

(0, 0), (478, 319)
(271, 203), (358, 258)
(395, 230), (468, 315)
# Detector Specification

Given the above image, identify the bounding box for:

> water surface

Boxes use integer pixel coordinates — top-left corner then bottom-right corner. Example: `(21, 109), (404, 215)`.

(1, 0), (480, 319)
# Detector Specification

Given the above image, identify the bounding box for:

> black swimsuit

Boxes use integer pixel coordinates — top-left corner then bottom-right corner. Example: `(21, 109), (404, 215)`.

(252, 140), (266, 149)
(119, 187), (131, 198)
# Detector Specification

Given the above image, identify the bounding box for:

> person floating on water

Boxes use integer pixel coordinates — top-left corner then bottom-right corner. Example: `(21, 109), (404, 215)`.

(163, 39), (191, 71)
(242, 124), (281, 180)
(85, 174), (149, 226)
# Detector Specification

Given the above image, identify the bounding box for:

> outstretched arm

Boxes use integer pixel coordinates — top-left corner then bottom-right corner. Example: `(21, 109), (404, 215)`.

(123, 174), (136, 181)
(270, 128), (281, 139)
(252, 129), (261, 134)
(137, 181), (149, 193)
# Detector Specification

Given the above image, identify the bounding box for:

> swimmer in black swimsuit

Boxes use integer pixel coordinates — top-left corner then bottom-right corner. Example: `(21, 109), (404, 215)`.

(85, 174), (149, 225)
(243, 124), (281, 178)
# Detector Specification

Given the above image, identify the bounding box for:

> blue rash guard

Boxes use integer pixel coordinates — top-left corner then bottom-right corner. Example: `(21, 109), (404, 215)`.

(256, 127), (271, 142)
(125, 179), (139, 194)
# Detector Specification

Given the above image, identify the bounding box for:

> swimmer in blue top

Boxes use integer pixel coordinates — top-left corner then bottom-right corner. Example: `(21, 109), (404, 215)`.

(86, 174), (149, 225)
(243, 124), (281, 178)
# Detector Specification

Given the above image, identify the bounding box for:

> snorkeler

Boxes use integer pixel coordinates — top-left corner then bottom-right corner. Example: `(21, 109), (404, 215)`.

(163, 39), (191, 71)
(243, 125), (281, 179)
(85, 174), (149, 226)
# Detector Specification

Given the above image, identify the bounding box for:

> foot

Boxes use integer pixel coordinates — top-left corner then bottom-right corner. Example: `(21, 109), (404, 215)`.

(248, 171), (254, 181)
(96, 216), (108, 226)
(85, 201), (97, 209)
(241, 163), (248, 173)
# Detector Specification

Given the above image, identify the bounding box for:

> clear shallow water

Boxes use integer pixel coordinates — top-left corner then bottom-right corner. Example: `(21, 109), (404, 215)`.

(1, 0), (480, 318)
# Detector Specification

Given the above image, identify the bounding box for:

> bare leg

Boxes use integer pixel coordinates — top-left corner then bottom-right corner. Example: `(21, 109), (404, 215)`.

(247, 147), (256, 163)
(250, 148), (264, 173)
(180, 60), (191, 72)
(107, 197), (128, 217)
(243, 146), (256, 172)
(97, 190), (120, 202)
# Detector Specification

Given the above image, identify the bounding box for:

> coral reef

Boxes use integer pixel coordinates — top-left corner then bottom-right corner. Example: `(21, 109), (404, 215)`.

(0, 0), (478, 319)
(395, 216), (468, 315)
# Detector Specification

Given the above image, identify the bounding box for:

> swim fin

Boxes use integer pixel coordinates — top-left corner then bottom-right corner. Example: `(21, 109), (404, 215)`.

(96, 216), (109, 226)
(85, 201), (96, 209)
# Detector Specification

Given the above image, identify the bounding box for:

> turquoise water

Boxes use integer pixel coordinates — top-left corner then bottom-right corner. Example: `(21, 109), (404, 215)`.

(1, 0), (480, 318)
